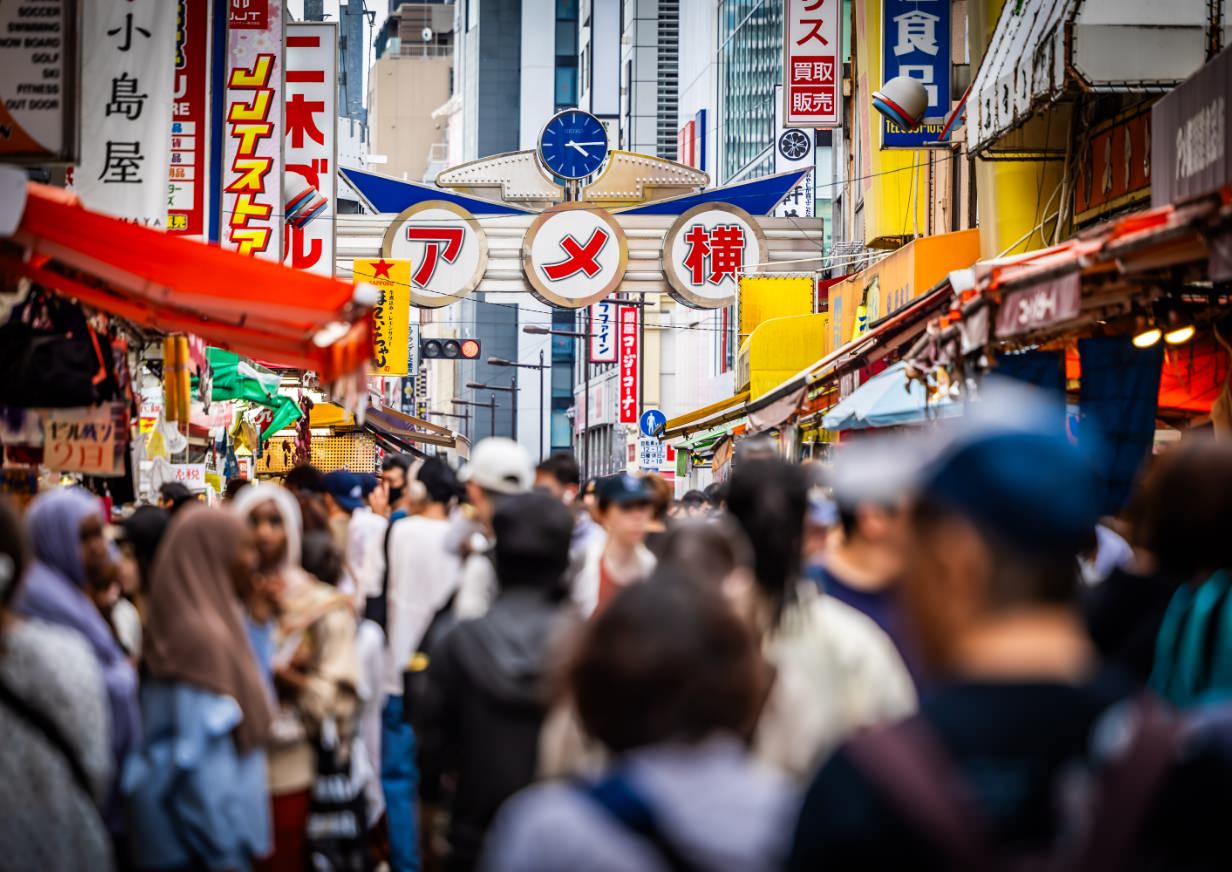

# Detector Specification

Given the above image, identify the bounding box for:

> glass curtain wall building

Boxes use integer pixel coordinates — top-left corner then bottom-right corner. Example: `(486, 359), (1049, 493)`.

(718, 0), (781, 183)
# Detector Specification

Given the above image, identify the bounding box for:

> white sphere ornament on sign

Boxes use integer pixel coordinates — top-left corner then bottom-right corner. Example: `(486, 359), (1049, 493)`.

(522, 203), (628, 309)
(381, 200), (487, 308)
(663, 203), (766, 309)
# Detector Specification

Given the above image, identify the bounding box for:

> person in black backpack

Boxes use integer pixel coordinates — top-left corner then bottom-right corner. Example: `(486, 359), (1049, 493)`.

(786, 415), (1232, 872)
(417, 491), (579, 872)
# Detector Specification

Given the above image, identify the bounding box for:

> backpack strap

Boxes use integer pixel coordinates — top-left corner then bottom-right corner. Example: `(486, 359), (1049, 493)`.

(844, 717), (991, 872)
(0, 674), (94, 801)
(1070, 697), (1183, 872)
(578, 770), (708, 872)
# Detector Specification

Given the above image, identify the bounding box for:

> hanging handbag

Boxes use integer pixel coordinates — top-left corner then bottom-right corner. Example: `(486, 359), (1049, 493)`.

(306, 717), (372, 872)
(0, 288), (112, 408)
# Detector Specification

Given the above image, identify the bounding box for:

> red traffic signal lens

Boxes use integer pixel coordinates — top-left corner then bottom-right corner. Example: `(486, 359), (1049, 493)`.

(460, 339), (481, 359)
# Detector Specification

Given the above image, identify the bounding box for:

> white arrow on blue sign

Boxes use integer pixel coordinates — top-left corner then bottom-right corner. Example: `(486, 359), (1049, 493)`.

(639, 408), (667, 438)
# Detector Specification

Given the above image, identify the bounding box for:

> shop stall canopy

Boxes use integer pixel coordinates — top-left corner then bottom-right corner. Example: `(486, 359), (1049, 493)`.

(821, 361), (960, 432)
(365, 403), (463, 451)
(0, 179), (375, 382)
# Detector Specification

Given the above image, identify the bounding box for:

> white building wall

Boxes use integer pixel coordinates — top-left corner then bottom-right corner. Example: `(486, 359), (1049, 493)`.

(520, 0), (557, 150)
(676, 0), (717, 173)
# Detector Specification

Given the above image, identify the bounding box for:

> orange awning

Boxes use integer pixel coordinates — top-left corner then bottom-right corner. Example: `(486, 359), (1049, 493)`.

(1, 183), (373, 381)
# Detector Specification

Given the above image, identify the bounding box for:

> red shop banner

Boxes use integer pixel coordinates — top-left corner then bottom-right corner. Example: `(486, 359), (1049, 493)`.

(784, 0), (841, 128)
(618, 303), (639, 424)
(168, 0), (210, 236)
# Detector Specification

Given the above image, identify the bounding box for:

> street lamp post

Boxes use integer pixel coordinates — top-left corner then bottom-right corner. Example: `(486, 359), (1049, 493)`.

(427, 408), (470, 442)
(524, 319), (591, 478)
(488, 353), (551, 462)
(451, 396), (496, 439)
(466, 381), (517, 442)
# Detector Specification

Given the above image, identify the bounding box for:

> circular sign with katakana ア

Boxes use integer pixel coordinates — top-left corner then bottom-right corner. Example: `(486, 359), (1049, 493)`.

(522, 203), (628, 309)
(662, 203), (767, 309)
(778, 129), (812, 161)
(381, 200), (488, 308)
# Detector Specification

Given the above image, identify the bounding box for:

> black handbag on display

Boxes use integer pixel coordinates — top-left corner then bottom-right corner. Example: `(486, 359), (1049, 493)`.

(0, 289), (112, 408)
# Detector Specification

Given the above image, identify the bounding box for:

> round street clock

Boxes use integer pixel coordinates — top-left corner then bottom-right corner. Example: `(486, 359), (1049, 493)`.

(538, 109), (610, 180)
(778, 129), (812, 161)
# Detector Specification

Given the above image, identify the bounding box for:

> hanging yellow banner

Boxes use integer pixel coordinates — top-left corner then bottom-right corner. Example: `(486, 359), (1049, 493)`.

(354, 258), (411, 375)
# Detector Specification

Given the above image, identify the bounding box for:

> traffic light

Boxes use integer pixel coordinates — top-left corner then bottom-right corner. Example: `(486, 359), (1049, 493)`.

(421, 337), (481, 360)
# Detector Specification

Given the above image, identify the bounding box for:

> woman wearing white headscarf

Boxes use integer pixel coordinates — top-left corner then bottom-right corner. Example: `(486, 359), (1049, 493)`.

(232, 484), (360, 872)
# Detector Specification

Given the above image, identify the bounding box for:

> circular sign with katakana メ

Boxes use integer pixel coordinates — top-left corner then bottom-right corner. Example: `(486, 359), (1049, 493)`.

(522, 203), (628, 309)
(381, 200), (488, 308)
(662, 203), (767, 309)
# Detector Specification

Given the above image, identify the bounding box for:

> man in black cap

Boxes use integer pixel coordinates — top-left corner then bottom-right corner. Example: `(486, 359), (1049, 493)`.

(416, 491), (578, 872)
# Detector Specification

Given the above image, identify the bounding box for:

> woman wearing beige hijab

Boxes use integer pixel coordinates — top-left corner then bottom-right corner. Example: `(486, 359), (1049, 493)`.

(123, 508), (275, 872)
(232, 483), (361, 872)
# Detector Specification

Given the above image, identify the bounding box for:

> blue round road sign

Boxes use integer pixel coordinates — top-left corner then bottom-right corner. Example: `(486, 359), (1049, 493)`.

(639, 409), (667, 438)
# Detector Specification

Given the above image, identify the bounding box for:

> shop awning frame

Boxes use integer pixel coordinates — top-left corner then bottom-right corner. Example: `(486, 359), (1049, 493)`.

(661, 391), (751, 440)
(1, 181), (375, 381)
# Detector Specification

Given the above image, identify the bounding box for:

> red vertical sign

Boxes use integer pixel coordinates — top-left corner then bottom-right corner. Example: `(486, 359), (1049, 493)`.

(618, 304), (639, 424)
(168, 0), (209, 236)
(784, 0), (841, 128)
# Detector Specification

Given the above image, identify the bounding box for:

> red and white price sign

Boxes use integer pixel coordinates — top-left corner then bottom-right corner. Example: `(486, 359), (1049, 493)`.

(784, 0), (841, 128)
(617, 304), (639, 424)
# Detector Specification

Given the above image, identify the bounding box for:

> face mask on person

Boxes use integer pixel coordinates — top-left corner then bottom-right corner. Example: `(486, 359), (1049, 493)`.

(388, 485), (404, 505)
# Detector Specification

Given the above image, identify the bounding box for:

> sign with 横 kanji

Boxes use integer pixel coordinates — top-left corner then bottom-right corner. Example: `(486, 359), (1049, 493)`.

(355, 258), (411, 375)
(663, 203), (767, 309)
(0, 0), (79, 163)
(523, 203), (628, 309)
(381, 200), (487, 308)
(43, 403), (128, 476)
(167, 0), (211, 237)
(881, 0), (950, 148)
(283, 22), (336, 276)
(222, 0), (282, 259)
(72, 0), (176, 225)
(617, 304), (639, 424)
(590, 300), (617, 363)
(784, 0), (841, 128)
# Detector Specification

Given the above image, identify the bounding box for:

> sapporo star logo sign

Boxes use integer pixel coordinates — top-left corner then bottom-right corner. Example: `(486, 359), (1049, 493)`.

(371, 258), (394, 280)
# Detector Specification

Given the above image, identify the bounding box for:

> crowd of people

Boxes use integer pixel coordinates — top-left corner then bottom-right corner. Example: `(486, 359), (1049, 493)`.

(3, 385), (1232, 871)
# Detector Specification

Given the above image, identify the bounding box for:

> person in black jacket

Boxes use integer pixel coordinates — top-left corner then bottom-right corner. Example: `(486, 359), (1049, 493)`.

(417, 490), (577, 872)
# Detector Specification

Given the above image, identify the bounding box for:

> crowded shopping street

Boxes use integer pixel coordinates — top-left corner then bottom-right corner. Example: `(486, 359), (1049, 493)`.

(4, 1), (1232, 870)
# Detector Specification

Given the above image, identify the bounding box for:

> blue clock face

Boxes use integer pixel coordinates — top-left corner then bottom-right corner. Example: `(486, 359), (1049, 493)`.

(539, 110), (609, 180)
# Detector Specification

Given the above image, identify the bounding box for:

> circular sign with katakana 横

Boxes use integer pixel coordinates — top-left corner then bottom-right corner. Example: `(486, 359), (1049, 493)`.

(381, 200), (488, 308)
(662, 203), (767, 309)
(522, 203), (628, 309)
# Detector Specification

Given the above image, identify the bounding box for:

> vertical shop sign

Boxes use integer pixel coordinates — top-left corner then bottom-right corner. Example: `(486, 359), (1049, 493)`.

(589, 299), (617, 363)
(774, 84), (816, 217)
(617, 304), (639, 424)
(72, 0), (176, 224)
(168, 0), (211, 236)
(0, 0), (79, 163)
(881, 0), (950, 148)
(222, 0), (282, 260)
(784, 0), (841, 128)
(355, 258), (411, 376)
(283, 22), (336, 275)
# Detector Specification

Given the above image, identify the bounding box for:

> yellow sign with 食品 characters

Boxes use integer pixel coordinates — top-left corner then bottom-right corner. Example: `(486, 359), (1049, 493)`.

(354, 258), (411, 375)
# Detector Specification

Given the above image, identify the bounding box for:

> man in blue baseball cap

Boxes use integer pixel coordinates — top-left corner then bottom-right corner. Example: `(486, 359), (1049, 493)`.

(787, 403), (1232, 870)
